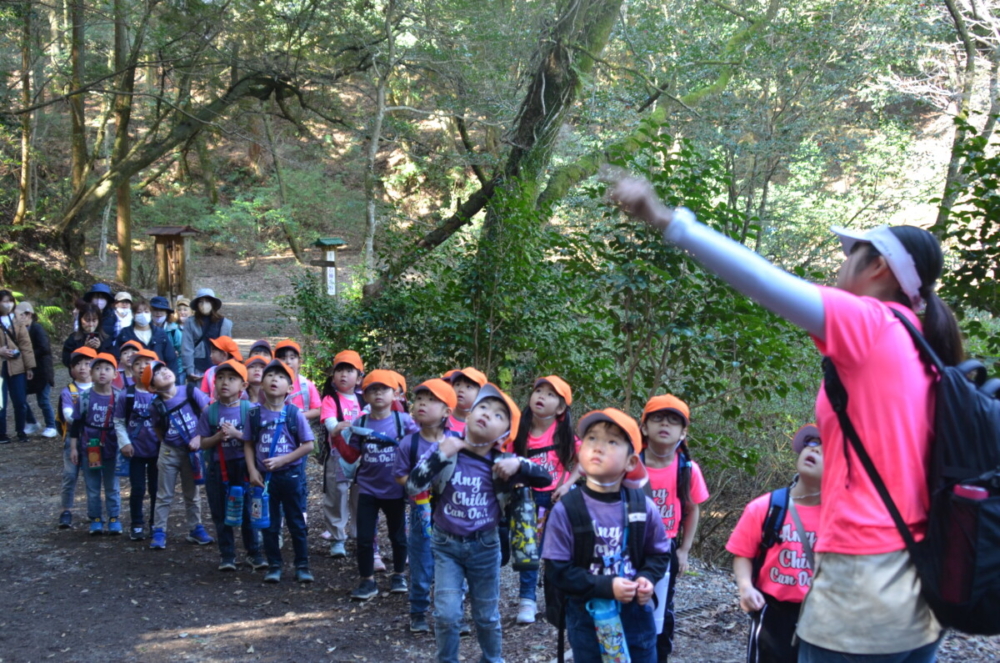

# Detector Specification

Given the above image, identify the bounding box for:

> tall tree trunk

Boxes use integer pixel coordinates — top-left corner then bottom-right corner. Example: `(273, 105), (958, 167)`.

(69, 0), (87, 195)
(13, 0), (32, 225)
(263, 104), (304, 262)
(113, 0), (133, 284)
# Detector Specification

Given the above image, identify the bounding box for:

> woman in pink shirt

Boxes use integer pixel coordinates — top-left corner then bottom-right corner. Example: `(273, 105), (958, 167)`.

(612, 176), (962, 663)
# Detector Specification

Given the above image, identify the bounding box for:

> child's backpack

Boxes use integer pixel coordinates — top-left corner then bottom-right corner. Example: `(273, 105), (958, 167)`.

(542, 486), (649, 628)
(640, 444), (693, 520)
(287, 375), (313, 410)
(152, 383), (204, 440)
(56, 383), (80, 439)
(823, 309), (1000, 635)
(751, 486), (790, 584)
(340, 412), (403, 482)
(122, 384), (153, 437)
(207, 399), (255, 441)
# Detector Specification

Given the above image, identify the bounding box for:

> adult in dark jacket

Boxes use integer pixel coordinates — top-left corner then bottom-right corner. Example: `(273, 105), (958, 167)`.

(82, 283), (117, 338)
(62, 302), (113, 367)
(16, 302), (57, 438)
(113, 297), (177, 367)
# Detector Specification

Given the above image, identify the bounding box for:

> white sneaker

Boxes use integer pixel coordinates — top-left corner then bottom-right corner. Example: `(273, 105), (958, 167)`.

(41, 427), (59, 438)
(23, 423), (40, 435)
(516, 598), (537, 624)
(373, 553), (387, 573)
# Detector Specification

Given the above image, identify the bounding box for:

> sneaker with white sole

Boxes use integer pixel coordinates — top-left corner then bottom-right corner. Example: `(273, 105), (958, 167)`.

(390, 574), (408, 594)
(149, 528), (167, 549)
(516, 598), (537, 624)
(107, 517), (123, 535)
(130, 526), (145, 541)
(186, 524), (214, 545)
(41, 427), (59, 438)
(351, 579), (378, 601)
(219, 559), (238, 572)
(409, 613), (430, 633)
(89, 518), (104, 535)
(23, 423), (40, 435)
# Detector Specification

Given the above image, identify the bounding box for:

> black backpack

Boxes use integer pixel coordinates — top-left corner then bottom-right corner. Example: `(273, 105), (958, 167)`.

(751, 486), (790, 584)
(823, 309), (1000, 635)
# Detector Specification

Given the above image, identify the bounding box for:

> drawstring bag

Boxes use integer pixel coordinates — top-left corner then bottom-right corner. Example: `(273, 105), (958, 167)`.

(509, 485), (540, 571)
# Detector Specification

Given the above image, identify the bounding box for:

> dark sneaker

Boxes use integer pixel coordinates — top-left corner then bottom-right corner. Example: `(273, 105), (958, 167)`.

(0, 437), (10, 445)
(130, 526), (145, 541)
(185, 524), (214, 545)
(296, 568), (314, 583)
(264, 568), (282, 583)
(58, 511), (72, 529)
(107, 517), (123, 535)
(149, 528), (167, 550)
(350, 579), (378, 601)
(219, 559), (238, 572)
(89, 518), (104, 536)
(409, 613), (430, 633)
(247, 554), (268, 570)
(390, 574), (408, 594)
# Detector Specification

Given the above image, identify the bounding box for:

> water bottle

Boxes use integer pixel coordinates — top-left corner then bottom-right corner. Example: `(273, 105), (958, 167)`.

(250, 486), (270, 529)
(586, 598), (631, 663)
(509, 486), (540, 571)
(114, 451), (130, 478)
(189, 450), (205, 485)
(224, 484), (245, 527)
(415, 492), (433, 538)
(87, 438), (103, 470)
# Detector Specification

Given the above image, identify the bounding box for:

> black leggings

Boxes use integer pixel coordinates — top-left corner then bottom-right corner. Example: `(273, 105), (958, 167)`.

(746, 593), (800, 663)
(356, 493), (407, 577)
(128, 456), (158, 526)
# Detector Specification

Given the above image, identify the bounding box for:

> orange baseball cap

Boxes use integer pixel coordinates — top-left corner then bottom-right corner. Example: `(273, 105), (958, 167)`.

(244, 356), (268, 368)
(262, 359), (295, 383)
(275, 339), (302, 356)
(792, 424), (821, 454)
(216, 359), (249, 382)
(534, 375), (573, 406)
(71, 346), (98, 360)
(577, 408), (642, 453)
(388, 370), (407, 393)
(209, 336), (243, 361)
(132, 348), (160, 363)
(441, 369), (459, 380)
(119, 340), (144, 355)
(451, 367), (487, 387)
(471, 383), (521, 446)
(414, 379), (457, 410)
(362, 369), (398, 391)
(91, 352), (118, 370)
(642, 394), (690, 425)
(333, 350), (364, 373)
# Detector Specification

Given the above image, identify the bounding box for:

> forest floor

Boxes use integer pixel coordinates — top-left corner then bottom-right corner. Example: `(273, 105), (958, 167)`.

(2, 250), (998, 662)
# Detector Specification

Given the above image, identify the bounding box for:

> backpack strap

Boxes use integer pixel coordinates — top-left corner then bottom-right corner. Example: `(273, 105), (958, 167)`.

(561, 488), (597, 569)
(394, 411), (403, 439)
(752, 486), (790, 586)
(208, 401), (220, 433)
(299, 375), (311, 410)
(186, 382), (203, 418)
(409, 431), (421, 469)
(624, 486), (649, 573)
(123, 384), (136, 425)
(527, 445), (557, 458)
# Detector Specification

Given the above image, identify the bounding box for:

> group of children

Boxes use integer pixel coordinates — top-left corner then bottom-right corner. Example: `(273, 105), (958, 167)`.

(55, 327), (818, 663)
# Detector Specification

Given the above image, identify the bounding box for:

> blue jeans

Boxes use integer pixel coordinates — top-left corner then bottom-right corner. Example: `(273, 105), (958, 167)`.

(0, 365), (28, 439)
(61, 438), (82, 510)
(518, 489), (553, 600)
(799, 639), (941, 663)
(431, 526), (502, 663)
(84, 462), (120, 521)
(262, 468), (309, 570)
(25, 383), (56, 429)
(408, 503), (434, 615)
(128, 456), (158, 526)
(205, 458), (259, 561)
(566, 597), (657, 663)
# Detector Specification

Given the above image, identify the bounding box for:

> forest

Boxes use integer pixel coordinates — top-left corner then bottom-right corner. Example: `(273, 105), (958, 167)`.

(2, 0), (999, 562)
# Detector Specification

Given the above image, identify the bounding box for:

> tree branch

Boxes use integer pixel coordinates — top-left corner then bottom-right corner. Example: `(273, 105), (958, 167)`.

(455, 115), (488, 185)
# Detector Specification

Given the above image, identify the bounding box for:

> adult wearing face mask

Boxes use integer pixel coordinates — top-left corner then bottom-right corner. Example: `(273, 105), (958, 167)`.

(150, 296), (185, 383)
(82, 283), (117, 338)
(181, 288), (233, 383)
(62, 302), (114, 367)
(114, 297), (178, 369)
(0, 290), (37, 444)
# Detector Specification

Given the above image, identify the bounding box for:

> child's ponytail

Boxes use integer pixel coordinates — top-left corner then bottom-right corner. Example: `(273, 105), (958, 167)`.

(677, 439), (693, 519)
(553, 408), (576, 471)
(512, 411), (532, 458)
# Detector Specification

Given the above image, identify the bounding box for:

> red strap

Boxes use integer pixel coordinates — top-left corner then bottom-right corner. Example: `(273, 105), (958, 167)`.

(217, 429), (230, 484)
(100, 393), (115, 448)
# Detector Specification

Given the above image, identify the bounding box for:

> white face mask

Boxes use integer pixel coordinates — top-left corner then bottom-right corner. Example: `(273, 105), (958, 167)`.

(198, 301), (214, 315)
(152, 313), (167, 325)
(95, 298), (108, 310)
(134, 312), (152, 326)
(0, 302), (12, 314)
(116, 306), (131, 318)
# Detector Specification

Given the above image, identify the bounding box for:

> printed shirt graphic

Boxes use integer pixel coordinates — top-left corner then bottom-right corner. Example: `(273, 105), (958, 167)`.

(73, 390), (119, 458)
(195, 402), (254, 462)
(349, 412), (420, 499)
(542, 491), (670, 579)
(726, 493), (820, 603)
(151, 388), (211, 448)
(646, 458), (710, 538)
(253, 406), (314, 474)
(447, 414), (466, 436)
(525, 422), (573, 492)
(430, 450), (501, 537)
(114, 389), (160, 458)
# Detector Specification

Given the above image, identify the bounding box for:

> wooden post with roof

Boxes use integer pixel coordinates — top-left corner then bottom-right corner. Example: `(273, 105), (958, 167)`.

(147, 226), (199, 299)
(310, 237), (348, 297)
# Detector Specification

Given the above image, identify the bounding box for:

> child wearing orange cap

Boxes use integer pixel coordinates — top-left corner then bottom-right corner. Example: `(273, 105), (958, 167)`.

(509, 375), (580, 624)
(393, 378), (457, 633)
(320, 350), (365, 558)
(114, 339), (143, 390)
(444, 367), (487, 435)
(406, 383), (551, 663)
(640, 394), (710, 661)
(56, 347), (95, 530)
(542, 408), (671, 663)
(114, 349), (162, 540)
(274, 339), (321, 421)
(199, 336), (243, 401)
(194, 360), (264, 571)
(244, 356), (267, 403)
(68, 353), (123, 535)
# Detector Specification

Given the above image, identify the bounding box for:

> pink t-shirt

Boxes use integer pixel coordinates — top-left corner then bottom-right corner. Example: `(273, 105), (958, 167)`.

(726, 493), (820, 603)
(525, 422), (570, 492)
(320, 391), (362, 423)
(812, 286), (935, 555)
(447, 414), (466, 436)
(286, 375), (321, 411)
(646, 457), (709, 538)
(200, 365), (218, 401)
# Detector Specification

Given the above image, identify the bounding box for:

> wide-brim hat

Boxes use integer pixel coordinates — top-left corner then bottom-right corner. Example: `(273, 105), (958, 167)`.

(471, 383), (521, 447)
(149, 296), (173, 313)
(191, 288), (222, 311)
(414, 379), (457, 410)
(792, 424), (821, 455)
(534, 375), (573, 406)
(577, 408), (642, 454)
(83, 283), (112, 302)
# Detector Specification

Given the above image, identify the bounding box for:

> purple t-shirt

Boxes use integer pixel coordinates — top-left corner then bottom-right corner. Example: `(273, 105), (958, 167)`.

(349, 412), (420, 499)
(73, 389), (120, 459)
(542, 489), (670, 580)
(114, 388), (159, 458)
(253, 406), (315, 474)
(194, 402), (254, 462)
(60, 383), (90, 421)
(427, 450), (501, 537)
(150, 387), (211, 448)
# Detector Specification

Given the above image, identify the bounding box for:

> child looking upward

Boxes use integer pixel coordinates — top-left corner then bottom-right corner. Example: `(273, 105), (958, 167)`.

(444, 367), (486, 435)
